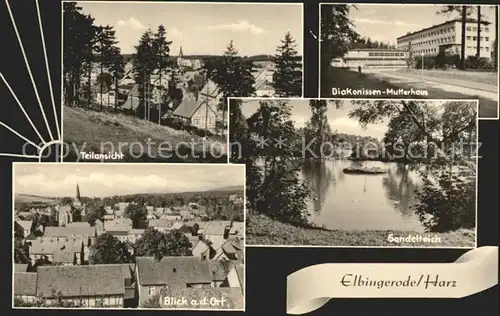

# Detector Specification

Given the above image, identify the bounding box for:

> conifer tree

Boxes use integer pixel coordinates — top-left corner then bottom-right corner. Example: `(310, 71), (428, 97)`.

(272, 32), (302, 97)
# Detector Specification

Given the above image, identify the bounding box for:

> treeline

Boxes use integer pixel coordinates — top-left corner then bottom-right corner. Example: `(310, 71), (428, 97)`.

(349, 37), (396, 50)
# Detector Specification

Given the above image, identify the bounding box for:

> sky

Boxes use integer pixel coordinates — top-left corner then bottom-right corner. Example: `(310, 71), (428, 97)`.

(14, 164), (244, 198)
(342, 4), (498, 46)
(74, 1), (303, 56)
(239, 99), (389, 140)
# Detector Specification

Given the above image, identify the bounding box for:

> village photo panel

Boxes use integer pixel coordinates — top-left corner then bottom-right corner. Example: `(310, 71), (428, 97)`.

(228, 97), (478, 248)
(61, 1), (304, 163)
(319, 3), (499, 119)
(12, 162), (246, 310)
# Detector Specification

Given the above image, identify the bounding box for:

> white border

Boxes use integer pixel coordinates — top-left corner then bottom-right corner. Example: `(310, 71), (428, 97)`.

(60, 0), (305, 163)
(228, 96), (479, 250)
(12, 162), (247, 311)
(318, 3), (499, 120)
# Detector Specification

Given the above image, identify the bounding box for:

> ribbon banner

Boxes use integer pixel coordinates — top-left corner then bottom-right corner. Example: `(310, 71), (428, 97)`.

(286, 246), (498, 315)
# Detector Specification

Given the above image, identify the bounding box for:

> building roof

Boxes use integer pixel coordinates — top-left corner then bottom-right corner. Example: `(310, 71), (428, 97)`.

(16, 220), (33, 230)
(44, 226), (96, 238)
(66, 222), (91, 228)
(136, 256), (212, 286)
(104, 218), (133, 232)
(36, 265), (125, 298)
(14, 272), (37, 296)
(204, 221), (231, 236)
(397, 18), (492, 40)
(235, 264), (244, 288)
(159, 287), (243, 309)
(172, 95), (216, 119)
(199, 79), (220, 99)
(30, 236), (83, 255)
(229, 222), (244, 236)
(208, 260), (227, 282)
(53, 249), (75, 263)
(254, 80), (275, 92)
(14, 264), (28, 273)
(149, 219), (175, 228)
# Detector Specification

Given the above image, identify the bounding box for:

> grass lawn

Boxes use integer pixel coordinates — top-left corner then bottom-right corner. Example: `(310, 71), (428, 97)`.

(246, 213), (475, 247)
(395, 68), (498, 86)
(63, 106), (227, 162)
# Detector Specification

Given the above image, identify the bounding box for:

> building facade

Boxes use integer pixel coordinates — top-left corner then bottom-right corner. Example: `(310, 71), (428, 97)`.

(341, 49), (408, 68)
(397, 18), (493, 58)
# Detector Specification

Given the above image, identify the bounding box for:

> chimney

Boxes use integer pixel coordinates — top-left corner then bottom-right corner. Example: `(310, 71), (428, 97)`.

(173, 268), (177, 273)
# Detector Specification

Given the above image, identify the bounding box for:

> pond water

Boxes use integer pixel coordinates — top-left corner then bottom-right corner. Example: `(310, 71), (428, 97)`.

(300, 159), (426, 232)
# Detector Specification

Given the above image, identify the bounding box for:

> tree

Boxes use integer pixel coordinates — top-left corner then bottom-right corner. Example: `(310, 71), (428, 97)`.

(124, 203), (146, 228)
(89, 233), (131, 264)
(107, 46), (125, 110)
(203, 41), (256, 144)
(153, 25), (172, 123)
(304, 100), (332, 158)
(134, 228), (192, 260)
(406, 41), (415, 69)
(14, 238), (30, 264)
(63, 2), (96, 107)
(133, 29), (156, 120)
(272, 32), (302, 97)
(320, 5), (359, 68)
(437, 5), (473, 70)
(95, 25), (118, 110)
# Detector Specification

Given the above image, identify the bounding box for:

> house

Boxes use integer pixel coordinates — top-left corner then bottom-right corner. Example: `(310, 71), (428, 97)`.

(145, 206), (154, 213)
(104, 206), (113, 214)
(128, 229), (145, 243)
(158, 287), (243, 309)
(172, 95), (218, 133)
(56, 205), (73, 227)
(221, 264), (244, 293)
(229, 222), (244, 238)
(66, 222), (91, 228)
(148, 219), (174, 233)
(43, 226), (96, 249)
(36, 265), (126, 307)
(15, 220), (32, 238)
(116, 202), (130, 213)
(135, 256), (213, 307)
(191, 240), (212, 260)
(29, 236), (84, 265)
(14, 272), (38, 303)
(159, 214), (182, 221)
(254, 79), (275, 97)
(203, 221), (231, 240)
(94, 85), (116, 108)
(104, 218), (133, 232)
(94, 219), (104, 233)
(208, 260), (228, 288)
(14, 264), (28, 273)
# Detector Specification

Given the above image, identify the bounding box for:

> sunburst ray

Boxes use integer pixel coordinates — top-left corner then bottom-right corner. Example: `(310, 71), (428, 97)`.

(4, 0), (55, 141)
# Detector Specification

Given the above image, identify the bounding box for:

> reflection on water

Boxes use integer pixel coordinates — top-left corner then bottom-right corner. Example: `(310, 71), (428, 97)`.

(300, 160), (425, 232)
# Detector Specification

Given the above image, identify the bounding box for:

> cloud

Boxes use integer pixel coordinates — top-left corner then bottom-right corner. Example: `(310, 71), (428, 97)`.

(116, 17), (146, 30)
(206, 20), (266, 35)
(354, 18), (422, 28)
(169, 28), (183, 38)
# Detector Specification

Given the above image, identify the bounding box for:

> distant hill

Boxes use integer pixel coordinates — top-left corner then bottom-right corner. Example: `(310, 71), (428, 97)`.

(208, 185), (244, 192)
(15, 194), (59, 205)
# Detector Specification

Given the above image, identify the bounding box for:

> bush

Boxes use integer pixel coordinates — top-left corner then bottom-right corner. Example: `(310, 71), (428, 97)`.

(414, 55), (436, 69)
(412, 171), (475, 233)
(465, 56), (494, 70)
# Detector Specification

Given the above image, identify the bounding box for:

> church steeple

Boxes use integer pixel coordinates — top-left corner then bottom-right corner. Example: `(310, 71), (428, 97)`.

(76, 183), (81, 201)
(179, 46), (183, 58)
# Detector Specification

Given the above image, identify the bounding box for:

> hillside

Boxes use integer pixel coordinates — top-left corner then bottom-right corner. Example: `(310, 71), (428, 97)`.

(63, 106), (227, 162)
(15, 194), (59, 205)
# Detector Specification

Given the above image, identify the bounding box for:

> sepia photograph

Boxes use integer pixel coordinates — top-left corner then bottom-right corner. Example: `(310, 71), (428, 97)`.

(12, 163), (245, 310)
(61, 1), (303, 163)
(229, 97), (478, 248)
(319, 4), (499, 119)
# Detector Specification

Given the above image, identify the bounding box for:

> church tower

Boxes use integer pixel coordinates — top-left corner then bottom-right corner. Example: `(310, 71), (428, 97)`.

(177, 46), (184, 68)
(74, 183), (82, 207)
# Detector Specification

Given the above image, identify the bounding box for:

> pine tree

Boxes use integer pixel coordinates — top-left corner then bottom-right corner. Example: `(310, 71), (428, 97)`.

(108, 46), (125, 110)
(95, 25), (118, 110)
(132, 29), (155, 120)
(203, 41), (255, 148)
(153, 25), (172, 124)
(273, 32), (302, 97)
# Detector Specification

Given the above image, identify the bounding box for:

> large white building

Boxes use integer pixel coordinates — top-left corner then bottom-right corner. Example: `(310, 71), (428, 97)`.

(397, 18), (493, 59)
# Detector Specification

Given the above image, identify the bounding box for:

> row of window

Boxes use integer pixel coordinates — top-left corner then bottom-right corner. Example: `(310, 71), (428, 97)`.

(192, 117), (216, 126)
(367, 52), (406, 57)
(400, 23), (490, 44)
(466, 26), (490, 32)
(466, 36), (490, 42)
(400, 35), (456, 47)
(466, 46), (491, 51)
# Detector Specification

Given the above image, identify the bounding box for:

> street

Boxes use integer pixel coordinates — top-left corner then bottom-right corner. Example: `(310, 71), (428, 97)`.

(320, 67), (499, 118)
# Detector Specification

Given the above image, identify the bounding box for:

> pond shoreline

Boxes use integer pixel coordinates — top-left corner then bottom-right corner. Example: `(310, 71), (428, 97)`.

(246, 213), (475, 247)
